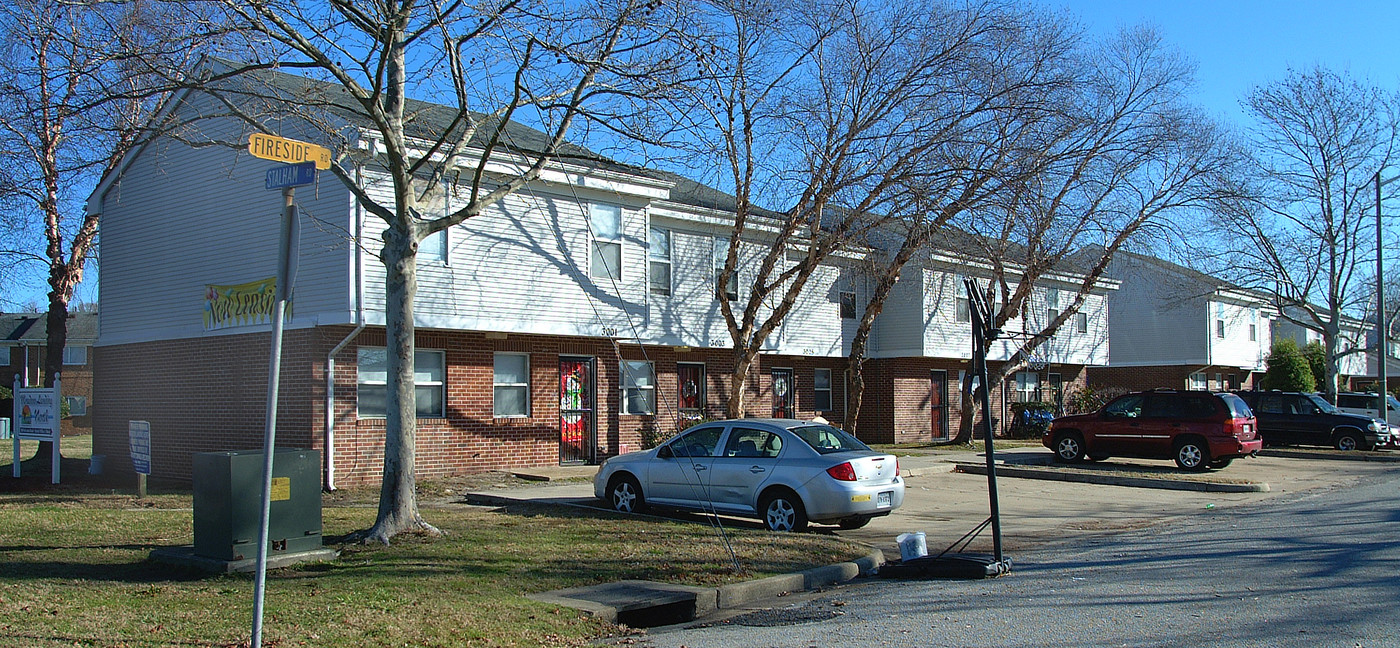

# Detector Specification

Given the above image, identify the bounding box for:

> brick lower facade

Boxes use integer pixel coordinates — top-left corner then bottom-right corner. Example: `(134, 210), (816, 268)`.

(94, 327), (853, 487)
(1088, 365), (1261, 393)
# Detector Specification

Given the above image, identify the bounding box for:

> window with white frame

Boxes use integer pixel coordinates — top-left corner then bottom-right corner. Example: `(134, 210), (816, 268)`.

(1187, 372), (1207, 390)
(839, 291), (856, 319)
(621, 361), (655, 415)
(420, 228), (448, 264)
(1075, 312), (1088, 334)
(713, 237), (738, 300)
(1216, 319), (1226, 338)
(493, 353), (530, 417)
(357, 347), (446, 418)
(814, 368), (833, 412)
(649, 227), (671, 296)
(64, 396), (87, 416)
(1014, 371), (1041, 403)
(63, 346), (87, 365)
(590, 203), (622, 281)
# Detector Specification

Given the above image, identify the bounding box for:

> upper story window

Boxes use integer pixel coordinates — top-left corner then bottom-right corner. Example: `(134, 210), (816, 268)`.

(1249, 324), (1257, 341)
(956, 297), (970, 323)
(420, 228), (448, 264)
(714, 237), (738, 300)
(493, 352), (530, 418)
(839, 291), (856, 319)
(1075, 312), (1088, 334)
(649, 227), (671, 296)
(590, 203), (622, 281)
(1216, 319), (1226, 339)
(357, 347), (446, 418)
(63, 346), (88, 366)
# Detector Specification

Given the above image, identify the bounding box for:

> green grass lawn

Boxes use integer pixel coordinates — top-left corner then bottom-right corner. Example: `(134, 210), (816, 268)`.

(0, 470), (866, 647)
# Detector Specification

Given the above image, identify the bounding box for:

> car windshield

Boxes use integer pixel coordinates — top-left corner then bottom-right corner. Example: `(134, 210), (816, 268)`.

(1218, 393), (1253, 419)
(789, 424), (871, 454)
(1304, 393), (1338, 414)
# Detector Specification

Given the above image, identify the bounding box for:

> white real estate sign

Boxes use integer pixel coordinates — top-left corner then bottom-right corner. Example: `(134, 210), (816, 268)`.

(12, 376), (62, 483)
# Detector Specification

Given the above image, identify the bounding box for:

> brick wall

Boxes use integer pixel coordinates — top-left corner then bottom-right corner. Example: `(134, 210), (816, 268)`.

(1088, 365), (1258, 393)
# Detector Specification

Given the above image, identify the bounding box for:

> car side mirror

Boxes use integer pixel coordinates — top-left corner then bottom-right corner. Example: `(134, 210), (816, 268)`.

(657, 445), (673, 459)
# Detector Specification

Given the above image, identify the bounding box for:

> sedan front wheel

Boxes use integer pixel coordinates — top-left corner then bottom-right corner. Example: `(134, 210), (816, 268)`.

(607, 475), (644, 514)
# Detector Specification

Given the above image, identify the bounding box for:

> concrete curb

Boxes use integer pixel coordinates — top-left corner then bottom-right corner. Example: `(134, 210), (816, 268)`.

(901, 463), (956, 478)
(1260, 449), (1400, 462)
(953, 463), (1271, 493)
(716, 548), (883, 609)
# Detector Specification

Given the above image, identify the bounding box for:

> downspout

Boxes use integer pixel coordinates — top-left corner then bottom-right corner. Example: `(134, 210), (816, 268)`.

(324, 159), (367, 491)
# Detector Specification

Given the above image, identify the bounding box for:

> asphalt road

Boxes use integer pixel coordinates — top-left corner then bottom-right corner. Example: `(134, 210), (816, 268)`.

(633, 467), (1400, 648)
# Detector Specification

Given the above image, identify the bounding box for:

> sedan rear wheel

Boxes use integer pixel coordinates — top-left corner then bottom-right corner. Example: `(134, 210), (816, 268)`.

(607, 475), (644, 514)
(1174, 439), (1210, 472)
(760, 491), (808, 532)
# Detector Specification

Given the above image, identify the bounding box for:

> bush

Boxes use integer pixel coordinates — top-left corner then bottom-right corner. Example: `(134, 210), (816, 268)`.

(1262, 338), (1316, 392)
(1065, 386), (1128, 414)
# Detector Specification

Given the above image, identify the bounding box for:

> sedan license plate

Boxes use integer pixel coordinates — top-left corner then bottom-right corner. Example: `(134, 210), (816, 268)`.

(877, 491), (892, 508)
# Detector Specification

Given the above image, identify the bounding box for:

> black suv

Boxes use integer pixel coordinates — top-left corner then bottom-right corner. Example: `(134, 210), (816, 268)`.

(1234, 391), (1390, 451)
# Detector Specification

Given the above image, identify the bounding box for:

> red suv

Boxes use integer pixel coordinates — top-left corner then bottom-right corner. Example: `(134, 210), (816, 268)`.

(1043, 390), (1262, 471)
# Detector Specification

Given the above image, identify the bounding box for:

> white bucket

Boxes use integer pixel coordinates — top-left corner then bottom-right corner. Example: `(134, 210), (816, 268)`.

(896, 532), (927, 561)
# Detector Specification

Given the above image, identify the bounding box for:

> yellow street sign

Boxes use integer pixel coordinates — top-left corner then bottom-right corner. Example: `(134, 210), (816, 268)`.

(247, 133), (332, 170)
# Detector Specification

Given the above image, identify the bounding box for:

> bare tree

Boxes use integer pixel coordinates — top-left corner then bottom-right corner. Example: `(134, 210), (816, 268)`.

(943, 26), (1243, 443)
(840, 5), (1081, 435)
(670, 0), (1041, 419)
(1210, 67), (1400, 399)
(192, 0), (686, 544)
(0, 0), (208, 459)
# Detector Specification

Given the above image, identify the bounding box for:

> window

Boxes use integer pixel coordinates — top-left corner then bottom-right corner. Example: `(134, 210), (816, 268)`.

(1216, 319), (1226, 339)
(724, 427), (783, 458)
(955, 297), (971, 323)
(64, 396), (87, 417)
(649, 227), (671, 296)
(814, 368), (833, 412)
(1187, 372), (1207, 391)
(621, 360), (655, 415)
(493, 353), (530, 417)
(357, 347), (446, 418)
(590, 203), (622, 280)
(665, 426), (723, 457)
(1014, 371), (1040, 403)
(63, 346), (88, 366)
(1, 346), (10, 365)
(1104, 394), (1145, 418)
(839, 291), (856, 319)
(1249, 324), (1257, 341)
(1075, 312), (1088, 334)
(1215, 373), (1223, 390)
(420, 228), (448, 264)
(1227, 374), (1240, 390)
(713, 237), (738, 300)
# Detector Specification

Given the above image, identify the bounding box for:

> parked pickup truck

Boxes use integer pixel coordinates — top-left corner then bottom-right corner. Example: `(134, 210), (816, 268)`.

(1234, 391), (1390, 451)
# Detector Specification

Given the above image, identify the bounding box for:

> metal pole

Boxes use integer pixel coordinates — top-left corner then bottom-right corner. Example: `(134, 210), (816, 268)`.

(252, 187), (298, 648)
(1379, 172), (1388, 419)
(967, 280), (1004, 563)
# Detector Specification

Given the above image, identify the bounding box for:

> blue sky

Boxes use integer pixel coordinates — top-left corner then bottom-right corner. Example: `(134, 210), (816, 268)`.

(1056, 0), (1400, 126)
(12, 0), (1400, 311)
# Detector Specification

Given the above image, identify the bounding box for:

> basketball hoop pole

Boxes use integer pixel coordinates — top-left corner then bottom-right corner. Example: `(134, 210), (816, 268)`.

(965, 278), (1006, 564)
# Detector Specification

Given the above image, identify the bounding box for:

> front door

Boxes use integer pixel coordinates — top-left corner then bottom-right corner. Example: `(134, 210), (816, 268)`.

(559, 357), (594, 464)
(930, 370), (948, 440)
(771, 368), (794, 418)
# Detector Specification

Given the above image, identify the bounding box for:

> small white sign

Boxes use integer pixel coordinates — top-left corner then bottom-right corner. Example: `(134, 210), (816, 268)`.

(129, 420), (152, 476)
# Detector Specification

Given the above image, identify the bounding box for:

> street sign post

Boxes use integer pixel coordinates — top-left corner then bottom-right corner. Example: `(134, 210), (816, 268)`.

(265, 162), (317, 190)
(247, 133), (331, 169)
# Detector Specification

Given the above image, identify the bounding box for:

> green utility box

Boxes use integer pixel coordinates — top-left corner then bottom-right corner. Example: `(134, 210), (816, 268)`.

(192, 449), (322, 561)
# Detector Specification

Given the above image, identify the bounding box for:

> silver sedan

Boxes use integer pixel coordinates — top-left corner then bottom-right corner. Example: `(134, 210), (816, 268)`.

(593, 419), (904, 532)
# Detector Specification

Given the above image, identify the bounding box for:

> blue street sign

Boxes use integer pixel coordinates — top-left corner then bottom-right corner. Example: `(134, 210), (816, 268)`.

(265, 161), (317, 190)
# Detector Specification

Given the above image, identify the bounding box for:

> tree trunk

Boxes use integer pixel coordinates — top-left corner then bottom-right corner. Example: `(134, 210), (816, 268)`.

(33, 287), (71, 466)
(725, 347), (755, 418)
(350, 227), (440, 545)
